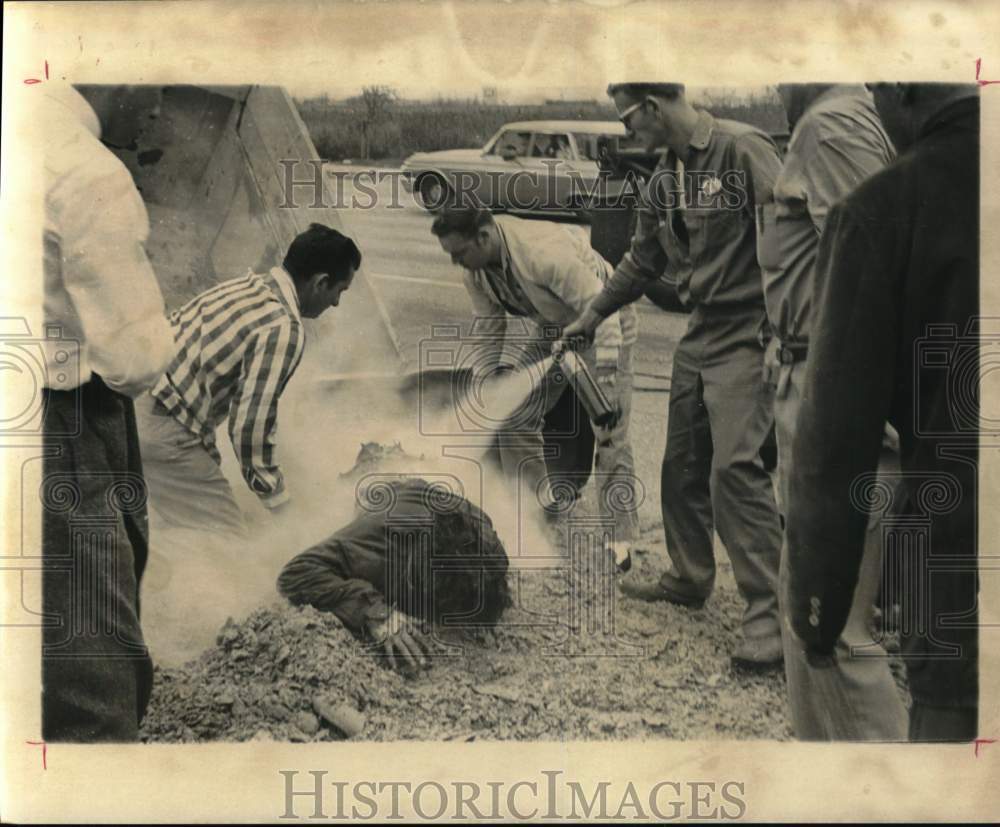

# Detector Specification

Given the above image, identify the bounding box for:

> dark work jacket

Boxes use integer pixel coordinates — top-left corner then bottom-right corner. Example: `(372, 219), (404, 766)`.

(786, 96), (979, 708)
(277, 478), (507, 634)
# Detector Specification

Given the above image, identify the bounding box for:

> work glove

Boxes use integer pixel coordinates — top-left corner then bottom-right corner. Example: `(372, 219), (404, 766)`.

(365, 608), (432, 676)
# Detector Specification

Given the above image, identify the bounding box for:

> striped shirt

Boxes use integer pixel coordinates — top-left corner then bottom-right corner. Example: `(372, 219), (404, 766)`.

(152, 267), (305, 506)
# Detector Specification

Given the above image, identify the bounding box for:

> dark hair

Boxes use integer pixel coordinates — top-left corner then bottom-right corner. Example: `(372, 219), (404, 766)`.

(283, 223), (361, 284)
(383, 490), (512, 628)
(430, 206), (494, 240)
(426, 507), (512, 627)
(606, 82), (685, 103)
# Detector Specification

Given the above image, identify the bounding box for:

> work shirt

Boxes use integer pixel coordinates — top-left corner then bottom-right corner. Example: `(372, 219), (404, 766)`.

(756, 86), (894, 343)
(786, 96), (979, 708)
(277, 478), (510, 634)
(591, 110), (782, 326)
(151, 268), (305, 507)
(464, 215), (635, 373)
(42, 85), (174, 397)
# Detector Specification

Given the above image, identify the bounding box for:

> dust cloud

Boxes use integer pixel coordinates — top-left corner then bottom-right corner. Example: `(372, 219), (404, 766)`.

(141, 355), (560, 666)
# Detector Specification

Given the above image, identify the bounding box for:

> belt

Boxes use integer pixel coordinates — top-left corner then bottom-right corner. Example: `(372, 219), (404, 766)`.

(776, 341), (808, 364)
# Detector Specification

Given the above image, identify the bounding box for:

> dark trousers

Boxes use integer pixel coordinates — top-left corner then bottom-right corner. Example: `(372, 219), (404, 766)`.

(659, 311), (783, 640)
(909, 704), (978, 742)
(42, 377), (153, 742)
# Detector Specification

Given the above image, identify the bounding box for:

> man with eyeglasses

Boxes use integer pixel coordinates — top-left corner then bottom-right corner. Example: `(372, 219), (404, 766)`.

(561, 82), (785, 670)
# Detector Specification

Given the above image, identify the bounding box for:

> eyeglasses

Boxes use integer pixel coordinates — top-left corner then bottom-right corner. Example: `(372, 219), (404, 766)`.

(618, 99), (646, 131)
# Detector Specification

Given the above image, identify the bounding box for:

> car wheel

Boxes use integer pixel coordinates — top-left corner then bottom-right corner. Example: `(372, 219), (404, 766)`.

(417, 173), (452, 212)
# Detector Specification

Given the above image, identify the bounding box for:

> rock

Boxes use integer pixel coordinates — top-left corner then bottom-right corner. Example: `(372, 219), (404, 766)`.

(251, 728), (273, 742)
(264, 702), (291, 722)
(294, 711), (320, 735)
(313, 697), (366, 737)
(217, 619), (239, 647)
(215, 692), (235, 708)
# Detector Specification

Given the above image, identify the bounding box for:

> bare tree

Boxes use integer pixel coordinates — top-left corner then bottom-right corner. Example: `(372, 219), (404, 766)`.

(359, 85), (397, 159)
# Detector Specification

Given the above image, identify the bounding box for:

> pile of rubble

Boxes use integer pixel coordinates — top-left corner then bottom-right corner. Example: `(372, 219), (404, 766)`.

(140, 539), (798, 743)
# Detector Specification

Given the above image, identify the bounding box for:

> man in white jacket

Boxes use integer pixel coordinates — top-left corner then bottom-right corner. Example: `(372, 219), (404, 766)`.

(432, 207), (639, 566)
(40, 84), (175, 741)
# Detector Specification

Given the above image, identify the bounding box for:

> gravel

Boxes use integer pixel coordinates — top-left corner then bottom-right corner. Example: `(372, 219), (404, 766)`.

(140, 524), (796, 743)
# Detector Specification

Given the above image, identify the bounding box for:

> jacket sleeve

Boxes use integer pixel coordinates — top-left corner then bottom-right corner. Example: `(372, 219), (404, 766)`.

(227, 319), (305, 508)
(785, 200), (899, 654)
(54, 162), (175, 397)
(803, 133), (892, 232)
(590, 180), (670, 319)
(733, 131), (782, 218)
(277, 539), (390, 634)
(532, 235), (623, 369)
(462, 271), (508, 378)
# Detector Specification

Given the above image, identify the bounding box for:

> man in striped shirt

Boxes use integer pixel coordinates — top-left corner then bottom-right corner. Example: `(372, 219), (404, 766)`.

(136, 223), (361, 535)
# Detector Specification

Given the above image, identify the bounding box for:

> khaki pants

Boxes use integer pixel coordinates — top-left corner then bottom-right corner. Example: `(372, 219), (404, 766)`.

(660, 317), (783, 641)
(774, 358), (908, 741)
(133, 393), (246, 537)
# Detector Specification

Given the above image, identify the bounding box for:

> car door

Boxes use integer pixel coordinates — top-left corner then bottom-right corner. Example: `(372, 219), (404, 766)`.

(480, 128), (532, 210)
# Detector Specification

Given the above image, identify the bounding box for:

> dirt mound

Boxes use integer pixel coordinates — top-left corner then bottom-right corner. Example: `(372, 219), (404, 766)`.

(140, 533), (800, 743)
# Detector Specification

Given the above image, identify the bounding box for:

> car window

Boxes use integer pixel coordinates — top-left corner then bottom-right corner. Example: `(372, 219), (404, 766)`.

(571, 133), (600, 161)
(490, 130), (532, 157)
(532, 132), (574, 160)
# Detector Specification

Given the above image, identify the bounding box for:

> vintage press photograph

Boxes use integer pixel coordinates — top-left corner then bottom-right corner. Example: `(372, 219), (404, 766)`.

(3, 0), (998, 821)
(31, 78), (980, 748)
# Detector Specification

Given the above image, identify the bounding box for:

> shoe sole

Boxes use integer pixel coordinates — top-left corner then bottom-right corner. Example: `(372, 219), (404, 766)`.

(730, 656), (784, 673)
(619, 585), (706, 609)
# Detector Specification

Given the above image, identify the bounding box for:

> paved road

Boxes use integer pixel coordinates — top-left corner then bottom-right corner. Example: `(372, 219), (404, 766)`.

(327, 164), (685, 388)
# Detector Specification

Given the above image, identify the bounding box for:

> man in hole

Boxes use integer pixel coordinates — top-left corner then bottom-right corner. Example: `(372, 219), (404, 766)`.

(277, 477), (512, 673)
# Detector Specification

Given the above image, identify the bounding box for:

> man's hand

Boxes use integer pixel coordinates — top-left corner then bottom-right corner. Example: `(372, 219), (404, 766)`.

(555, 307), (604, 355)
(762, 336), (781, 388)
(365, 609), (432, 675)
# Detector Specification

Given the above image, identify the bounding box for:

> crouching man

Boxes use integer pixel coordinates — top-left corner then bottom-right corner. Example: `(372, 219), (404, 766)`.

(277, 477), (512, 673)
(431, 206), (640, 569)
(136, 223), (361, 536)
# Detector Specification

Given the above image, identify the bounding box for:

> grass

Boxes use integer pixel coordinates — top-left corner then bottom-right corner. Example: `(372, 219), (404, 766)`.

(296, 92), (788, 162)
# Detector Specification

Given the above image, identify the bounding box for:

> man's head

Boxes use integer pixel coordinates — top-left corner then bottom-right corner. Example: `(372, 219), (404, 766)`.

(283, 223), (362, 318)
(776, 84), (837, 131)
(422, 508), (512, 627)
(606, 82), (686, 152)
(430, 207), (500, 271)
(867, 82), (978, 153)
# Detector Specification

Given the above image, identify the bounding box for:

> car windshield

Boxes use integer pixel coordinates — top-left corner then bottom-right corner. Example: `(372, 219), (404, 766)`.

(573, 130), (640, 161)
(490, 130), (532, 156)
(531, 133), (573, 159)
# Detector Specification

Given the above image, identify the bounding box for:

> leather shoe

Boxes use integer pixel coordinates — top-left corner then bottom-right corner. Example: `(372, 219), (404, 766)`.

(618, 577), (707, 609)
(730, 636), (784, 671)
